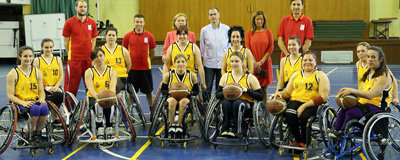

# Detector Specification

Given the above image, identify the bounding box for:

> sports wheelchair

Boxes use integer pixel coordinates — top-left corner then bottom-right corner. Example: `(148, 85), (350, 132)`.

(205, 94), (271, 151)
(118, 83), (146, 127)
(268, 104), (336, 159)
(0, 101), (68, 156)
(321, 104), (400, 160)
(68, 95), (136, 148)
(148, 94), (206, 148)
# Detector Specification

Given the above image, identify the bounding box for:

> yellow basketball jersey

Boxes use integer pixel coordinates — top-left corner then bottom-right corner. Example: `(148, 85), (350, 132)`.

(290, 70), (320, 103)
(168, 70), (193, 91)
(14, 67), (39, 101)
(225, 71), (253, 102)
(37, 56), (61, 87)
(170, 42), (196, 73)
(358, 74), (392, 108)
(356, 60), (368, 89)
(87, 66), (113, 97)
(284, 55), (302, 83)
(103, 45), (128, 77)
(226, 47), (247, 72)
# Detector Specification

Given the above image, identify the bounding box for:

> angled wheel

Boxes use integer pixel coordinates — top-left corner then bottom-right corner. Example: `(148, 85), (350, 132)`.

(64, 91), (79, 112)
(117, 98), (136, 141)
(192, 97), (206, 141)
(47, 101), (68, 144)
(127, 84), (146, 126)
(320, 106), (337, 147)
(150, 88), (162, 122)
(68, 99), (87, 144)
(0, 104), (17, 154)
(269, 116), (288, 148)
(148, 96), (167, 138)
(205, 99), (220, 142)
(363, 113), (400, 160)
(253, 101), (271, 148)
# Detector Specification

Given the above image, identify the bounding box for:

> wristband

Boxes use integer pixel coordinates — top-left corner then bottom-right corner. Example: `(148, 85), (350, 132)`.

(312, 96), (324, 106)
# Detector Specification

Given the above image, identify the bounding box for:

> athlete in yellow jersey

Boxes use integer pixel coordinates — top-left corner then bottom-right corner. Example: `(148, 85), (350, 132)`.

(221, 25), (254, 75)
(7, 46), (49, 141)
(335, 46), (394, 131)
(33, 38), (64, 107)
(102, 28), (131, 94)
(273, 51), (330, 148)
(84, 47), (117, 140)
(216, 51), (263, 137)
(163, 26), (206, 90)
(355, 42), (370, 89)
(276, 36), (303, 93)
(161, 54), (199, 137)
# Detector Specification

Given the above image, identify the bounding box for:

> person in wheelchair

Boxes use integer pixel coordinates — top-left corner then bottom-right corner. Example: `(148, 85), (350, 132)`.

(84, 47), (117, 140)
(160, 53), (199, 138)
(272, 51), (330, 149)
(215, 51), (263, 137)
(334, 46), (397, 133)
(6, 46), (49, 143)
(33, 38), (64, 107)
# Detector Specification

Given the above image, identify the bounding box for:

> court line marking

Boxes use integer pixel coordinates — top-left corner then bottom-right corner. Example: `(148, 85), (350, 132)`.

(359, 152), (367, 160)
(293, 156), (300, 160)
(130, 125), (165, 160)
(276, 69), (280, 81)
(326, 67), (338, 76)
(61, 142), (89, 160)
(101, 147), (130, 160)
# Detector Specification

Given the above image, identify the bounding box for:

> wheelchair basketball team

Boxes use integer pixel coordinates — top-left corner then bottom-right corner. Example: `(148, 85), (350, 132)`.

(1, 0), (400, 159)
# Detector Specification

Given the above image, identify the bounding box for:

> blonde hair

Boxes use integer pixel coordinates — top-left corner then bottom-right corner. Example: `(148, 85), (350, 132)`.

(230, 51), (247, 72)
(75, 0), (87, 7)
(172, 13), (190, 30)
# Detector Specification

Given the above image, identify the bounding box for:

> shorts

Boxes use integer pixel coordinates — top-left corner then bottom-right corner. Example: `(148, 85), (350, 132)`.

(116, 77), (127, 94)
(128, 70), (153, 94)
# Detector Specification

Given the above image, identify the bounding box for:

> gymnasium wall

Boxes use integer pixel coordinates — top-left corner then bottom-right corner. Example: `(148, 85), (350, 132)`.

(370, 0), (400, 37)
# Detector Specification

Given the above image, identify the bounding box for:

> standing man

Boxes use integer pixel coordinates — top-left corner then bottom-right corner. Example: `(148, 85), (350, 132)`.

(200, 7), (230, 98)
(63, 0), (98, 96)
(122, 14), (156, 111)
(277, 0), (314, 58)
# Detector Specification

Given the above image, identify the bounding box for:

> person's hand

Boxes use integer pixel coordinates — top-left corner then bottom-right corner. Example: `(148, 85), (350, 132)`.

(254, 61), (261, 70)
(337, 88), (356, 97)
(297, 104), (306, 117)
(392, 98), (399, 106)
(201, 83), (206, 91)
(23, 101), (35, 108)
(38, 99), (46, 104)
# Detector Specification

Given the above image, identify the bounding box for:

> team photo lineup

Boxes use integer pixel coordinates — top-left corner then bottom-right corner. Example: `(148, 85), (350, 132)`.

(1, 0), (400, 159)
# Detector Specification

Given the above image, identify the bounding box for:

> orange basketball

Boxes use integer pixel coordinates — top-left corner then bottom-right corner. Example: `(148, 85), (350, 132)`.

(97, 90), (116, 109)
(222, 83), (243, 100)
(336, 93), (358, 110)
(267, 96), (287, 116)
(169, 82), (190, 101)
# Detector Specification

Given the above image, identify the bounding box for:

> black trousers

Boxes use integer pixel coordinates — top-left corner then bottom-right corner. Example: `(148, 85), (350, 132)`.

(284, 100), (318, 143)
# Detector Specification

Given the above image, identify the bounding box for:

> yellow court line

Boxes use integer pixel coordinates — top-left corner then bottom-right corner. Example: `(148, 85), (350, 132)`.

(130, 125), (165, 160)
(61, 143), (89, 160)
(359, 152), (367, 160)
(276, 69), (280, 81)
(293, 156), (300, 160)
(397, 78), (400, 83)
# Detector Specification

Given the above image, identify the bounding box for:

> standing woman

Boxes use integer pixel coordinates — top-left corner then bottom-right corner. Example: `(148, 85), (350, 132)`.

(275, 36), (303, 93)
(162, 13), (196, 62)
(245, 10), (274, 103)
(222, 25), (254, 75)
(7, 46), (48, 141)
(33, 39), (64, 107)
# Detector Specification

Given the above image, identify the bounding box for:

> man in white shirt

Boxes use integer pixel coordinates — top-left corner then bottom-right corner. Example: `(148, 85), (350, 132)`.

(200, 7), (230, 98)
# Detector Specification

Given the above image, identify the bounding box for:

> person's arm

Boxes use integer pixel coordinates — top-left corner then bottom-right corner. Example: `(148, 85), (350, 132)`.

(122, 33), (129, 49)
(91, 38), (96, 50)
(33, 58), (39, 68)
(64, 37), (70, 54)
(246, 49), (254, 74)
(245, 74), (263, 101)
(278, 36), (289, 57)
(259, 31), (274, 65)
(109, 68), (117, 93)
(122, 47), (132, 72)
(199, 28), (205, 55)
(163, 32), (172, 57)
(274, 71), (299, 99)
(276, 58), (286, 92)
(54, 56), (64, 90)
(221, 51), (228, 75)
(161, 72), (170, 95)
(193, 44), (206, 90)
(84, 69), (97, 98)
(216, 73), (228, 99)
(189, 31), (196, 45)
(148, 33), (156, 60)
(391, 74), (399, 105)
(302, 39), (312, 54)
(6, 70), (33, 107)
(36, 70), (46, 104)
(339, 74), (390, 99)
(190, 72), (199, 96)
(162, 45), (173, 75)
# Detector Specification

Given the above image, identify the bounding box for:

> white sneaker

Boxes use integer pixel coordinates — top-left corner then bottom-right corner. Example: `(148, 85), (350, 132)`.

(105, 127), (113, 139)
(97, 127), (104, 140)
(168, 124), (175, 133)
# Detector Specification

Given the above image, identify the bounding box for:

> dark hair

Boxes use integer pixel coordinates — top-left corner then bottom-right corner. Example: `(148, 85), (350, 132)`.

(288, 35), (302, 53)
(290, 0), (304, 5)
(134, 14), (145, 20)
(17, 46), (34, 65)
(176, 25), (188, 36)
(361, 46), (388, 82)
(174, 53), (187, 63)
(208, 7), (219, 14)
(40, 38), (54, 55)
(357, 42), (371, 48)
(303, 50), (317, 69)
(228, 25), (244, 43)
(90, 47), (105, 61)
(251, 10), (267, 34)
(105, 27), (118, 36)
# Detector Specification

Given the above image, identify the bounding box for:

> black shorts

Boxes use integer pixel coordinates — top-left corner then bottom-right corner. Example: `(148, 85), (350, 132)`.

(128, 70), (153, 94)
(116, 77), (127, 94)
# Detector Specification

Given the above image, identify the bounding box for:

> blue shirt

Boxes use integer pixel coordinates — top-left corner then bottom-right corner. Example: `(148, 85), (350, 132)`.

(200, 23), (230, 69)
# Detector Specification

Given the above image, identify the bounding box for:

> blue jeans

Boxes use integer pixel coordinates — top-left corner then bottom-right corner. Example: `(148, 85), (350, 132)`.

(204, 66), (221, 98)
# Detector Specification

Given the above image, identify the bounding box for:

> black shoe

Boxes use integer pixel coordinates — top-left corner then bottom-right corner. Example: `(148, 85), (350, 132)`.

(168, 124), (176, 138)
(175, 125), (183, 139)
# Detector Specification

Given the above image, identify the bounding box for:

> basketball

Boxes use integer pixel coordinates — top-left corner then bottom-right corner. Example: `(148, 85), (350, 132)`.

(169, 82), (190, 101)
(336, 94), (358, 110)
(267, 96), (287, 116)
(222, 82), (243, 100)
(97, 90), (116, 109)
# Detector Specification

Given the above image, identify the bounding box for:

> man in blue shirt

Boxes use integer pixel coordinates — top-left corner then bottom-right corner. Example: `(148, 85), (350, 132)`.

(200, 7), (230, 98)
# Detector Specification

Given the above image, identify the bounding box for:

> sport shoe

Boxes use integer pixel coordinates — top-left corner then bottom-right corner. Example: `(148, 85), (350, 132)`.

(221, 131), (229, 136)
(328, 130), (343, 138)
(175, 124), (183, 139)
(168, 124), (175, 138)
(105, 127), (113, 140)
(97, 127), (105, 140)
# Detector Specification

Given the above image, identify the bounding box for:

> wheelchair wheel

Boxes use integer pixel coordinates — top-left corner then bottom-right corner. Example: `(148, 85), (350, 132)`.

(269, 116), (289, 148)
(363, 113), (400, 160)
(64, 91), (79, 112)
(68, 100), (87, 144)
(127, 84), (146, 126)
(47, 101), (68, 143)
(192, 97), (206, 141)
(117, 98), (136, 141)
(148, 96), (167, 138)
(320, 106), (337, 147)
(205, 99), (220, 142)
(151, 88), (162, 122)
(253, 101), (271, 148)
(0, 104), (17, 154)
